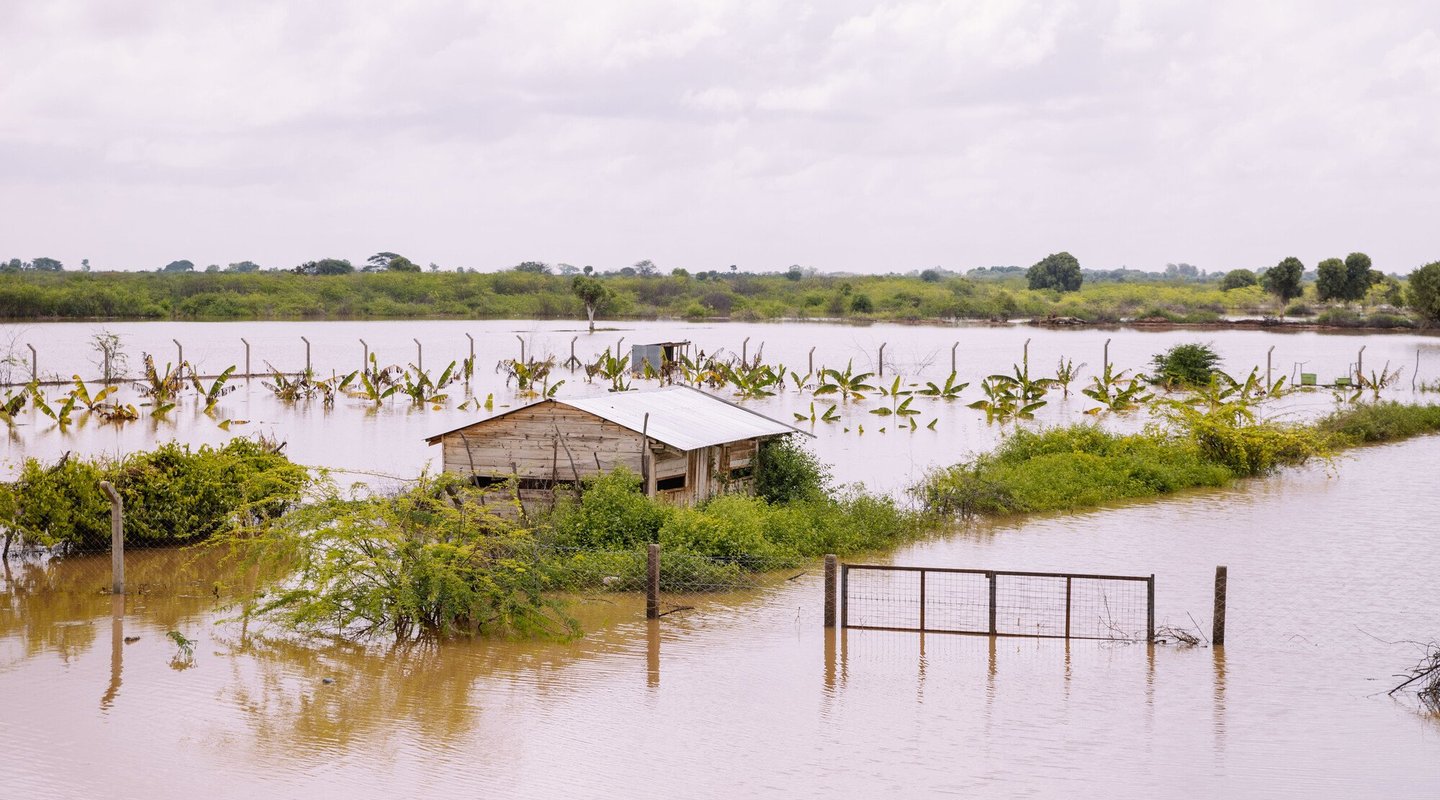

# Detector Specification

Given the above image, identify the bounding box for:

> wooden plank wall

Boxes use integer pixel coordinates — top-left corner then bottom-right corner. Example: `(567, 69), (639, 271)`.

(441, 404), (648, 481)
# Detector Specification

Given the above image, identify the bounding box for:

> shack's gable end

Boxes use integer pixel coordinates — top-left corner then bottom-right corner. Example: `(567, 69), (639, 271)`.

(439, 403), (666, 480)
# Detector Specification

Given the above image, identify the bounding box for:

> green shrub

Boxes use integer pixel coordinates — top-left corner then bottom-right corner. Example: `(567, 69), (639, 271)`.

(6, 439), (307, 552)
(548, 468), (669, 549)
(1150, 342), (1222, 388)
(754, 435), (830, 504)
(1318, 402), (1440, 444)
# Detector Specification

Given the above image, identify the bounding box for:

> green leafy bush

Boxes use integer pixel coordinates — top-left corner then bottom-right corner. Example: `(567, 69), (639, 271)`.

(6, 438), (307, 552)
(754, 435), (830, 504)
(1150, 342), (1222, 388)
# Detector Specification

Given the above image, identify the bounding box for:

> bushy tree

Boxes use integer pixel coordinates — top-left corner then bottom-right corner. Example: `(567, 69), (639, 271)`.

(293, 258), (354, 275)
(226, 260), (261, 272)
(30, 256), (63, 271)
(571, 275), (613, 333)
(367, 252), (420, 272)
(1316, 258), (1346, 301)
(161, 259), (195, 273)
(1408, 261), (1440, 324)
(1027, 252), (1083, 292)
(1343, 252), (1375, 300)
(1261, 257), (1304, 308)
(513, 261), (550, 274)
(1220, 269), (1257, 291)
(634, 259), (658, 277)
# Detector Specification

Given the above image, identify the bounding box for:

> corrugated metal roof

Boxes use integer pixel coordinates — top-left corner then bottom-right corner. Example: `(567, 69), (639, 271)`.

(425, 386), (810, 450)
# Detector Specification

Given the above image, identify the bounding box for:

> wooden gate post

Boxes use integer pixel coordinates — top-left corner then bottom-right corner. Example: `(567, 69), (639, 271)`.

(100, 481), (123, 595)
(1213, 565), (1228, 646)
(1146, 574), (1156, 642)
(823, 555), (838, 628)
(646, 543), (660, 620)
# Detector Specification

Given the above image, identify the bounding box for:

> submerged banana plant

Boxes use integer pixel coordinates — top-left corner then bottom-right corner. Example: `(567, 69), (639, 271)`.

(917, 371), (969, 400)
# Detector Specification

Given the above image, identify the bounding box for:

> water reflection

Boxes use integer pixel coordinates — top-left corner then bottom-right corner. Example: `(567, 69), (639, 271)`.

(101, 594), (123, 710)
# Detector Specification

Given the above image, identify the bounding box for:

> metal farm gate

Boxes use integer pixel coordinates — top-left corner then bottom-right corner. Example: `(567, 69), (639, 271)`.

(839, 564), (1155, 642)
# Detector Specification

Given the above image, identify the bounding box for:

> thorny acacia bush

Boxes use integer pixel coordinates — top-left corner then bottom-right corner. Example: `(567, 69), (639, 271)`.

(215, 473), (579, 641)
(3, 438), (307, 553)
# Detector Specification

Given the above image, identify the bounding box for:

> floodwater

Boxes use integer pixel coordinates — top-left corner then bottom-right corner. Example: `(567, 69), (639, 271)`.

(2, 319), (1440, 796)
(3, 318), (1439, 493)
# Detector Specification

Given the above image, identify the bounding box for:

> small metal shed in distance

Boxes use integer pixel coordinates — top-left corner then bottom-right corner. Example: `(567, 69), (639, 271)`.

(425, 386), (809, 505)
(630, 341), (689, 378)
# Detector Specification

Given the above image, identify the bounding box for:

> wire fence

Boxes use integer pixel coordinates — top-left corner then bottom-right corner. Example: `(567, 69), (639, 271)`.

(841, 564), (1154, 642)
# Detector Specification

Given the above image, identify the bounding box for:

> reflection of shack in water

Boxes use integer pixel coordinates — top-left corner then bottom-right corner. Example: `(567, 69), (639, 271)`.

(630, 340), (690, 381)
(425, 386), (809, 506)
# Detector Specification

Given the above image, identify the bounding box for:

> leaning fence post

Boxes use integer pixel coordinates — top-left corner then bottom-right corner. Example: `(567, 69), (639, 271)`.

(824, 555), (838, 628)
(987, 571), (997, 635)
(1146, 574), (1156, 643)
(808, 347), (816, 377)
(413, 338), (423, 374)
(646, 543), (661, 620)
(517, 335), (526, 364)
(173, 338), (183, 371)
(28, 343), (37, 383)
(1213, 565), (1228, 646)
(878, 342), (886, 377)
(100, 481), (123, 595)
(951, 342), (959, 375)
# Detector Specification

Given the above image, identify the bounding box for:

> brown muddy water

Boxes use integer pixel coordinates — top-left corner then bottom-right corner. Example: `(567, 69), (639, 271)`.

(4, 434), (1439, 797)
(3, 320), (1440, 795)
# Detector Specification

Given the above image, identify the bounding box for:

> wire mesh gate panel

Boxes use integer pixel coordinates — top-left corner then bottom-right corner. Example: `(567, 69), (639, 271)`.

(841, 564), (1154, 642)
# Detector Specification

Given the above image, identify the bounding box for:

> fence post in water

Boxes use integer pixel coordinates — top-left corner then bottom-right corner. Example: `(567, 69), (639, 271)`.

(951, 342), (959, 375)
(808, 347), (816, 377)
(742, 337), (750, 363)
(100, 481), (123, 595)
(1064, 576), (1073, 639)
(241, 338), (251, 377)
(466, 333), (475, 380)
(878, 342), (887, 377)
(1103, 338), (1111, 375)
(1023, 338), (1031, 370)
(413, 338), (422, 374)
(840, 564), (849, 628)
(27, 343), (36, 383)
(1266, 346), (1275, 391)
(1415, 349), (1421, 390)
(516, 335), (526, 364)
(824, 555), (838, 628)
(1213, 565), (1228, 646)
(1357, 345), (1366, 383)
(646, 543), (661, 620)
(570, 336), (578, 371)
(918, 569), (926, 632)
(987, 571), (997, 635)
(1146, 574), (1156, 642)
(301, 337), (311, 374)
(360, 339), (369, 373)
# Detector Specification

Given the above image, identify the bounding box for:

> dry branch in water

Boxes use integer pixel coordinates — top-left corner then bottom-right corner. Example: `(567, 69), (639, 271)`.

(1390, 641), (1440, 713)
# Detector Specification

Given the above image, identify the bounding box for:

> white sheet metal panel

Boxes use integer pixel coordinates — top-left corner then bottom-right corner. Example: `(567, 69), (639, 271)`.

(563, 386), (806, 451)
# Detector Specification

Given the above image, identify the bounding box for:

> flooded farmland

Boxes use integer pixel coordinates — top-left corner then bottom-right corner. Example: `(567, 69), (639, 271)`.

(3, 319), (1439, 797)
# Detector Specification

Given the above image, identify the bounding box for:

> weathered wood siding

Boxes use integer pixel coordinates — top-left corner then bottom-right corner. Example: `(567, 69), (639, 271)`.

(436, 403), (776, 505)
(441, 404), (646, 481)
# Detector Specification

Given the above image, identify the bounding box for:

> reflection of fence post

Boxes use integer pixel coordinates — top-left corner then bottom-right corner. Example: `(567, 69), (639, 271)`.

(1146, 574), (1155, 642)
(646, 543), (660, 620)
(987, 571), (997, 635)
(100, 481), (123, 595)
(824, 554), (837, 628)
(1213, 565), (1228, 646)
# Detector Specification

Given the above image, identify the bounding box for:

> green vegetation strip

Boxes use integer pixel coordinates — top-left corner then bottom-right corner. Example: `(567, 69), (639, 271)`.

(917, 402), (1440, 518)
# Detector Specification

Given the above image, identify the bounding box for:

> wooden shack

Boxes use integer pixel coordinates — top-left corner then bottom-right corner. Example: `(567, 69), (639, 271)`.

(425, 386), (810, 504)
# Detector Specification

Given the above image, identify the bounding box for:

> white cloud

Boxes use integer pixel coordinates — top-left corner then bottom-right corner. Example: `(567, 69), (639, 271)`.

(0, 0), (1437, 273)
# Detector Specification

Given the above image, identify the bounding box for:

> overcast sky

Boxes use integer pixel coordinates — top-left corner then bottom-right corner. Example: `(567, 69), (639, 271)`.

(2, 1), (1437, 275)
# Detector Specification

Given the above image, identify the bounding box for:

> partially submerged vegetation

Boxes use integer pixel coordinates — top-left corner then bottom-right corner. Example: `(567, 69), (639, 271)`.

(1, 438), (306, 557)
(917, 402), (1440, 519)
(210, 437), (923, 641)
